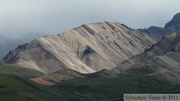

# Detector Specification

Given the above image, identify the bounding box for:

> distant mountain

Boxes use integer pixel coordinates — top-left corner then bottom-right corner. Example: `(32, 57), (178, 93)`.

(146, 13), (180, 40)
(2, 22), (156, 74)
(0, 33), (47, 60)
(165, 13), (180, 31)
(0, 36), (24, 60)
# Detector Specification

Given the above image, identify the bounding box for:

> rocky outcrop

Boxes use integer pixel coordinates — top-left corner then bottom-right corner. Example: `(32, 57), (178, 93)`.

(2, 22), (156, 74)
(165, 13), (180, 31)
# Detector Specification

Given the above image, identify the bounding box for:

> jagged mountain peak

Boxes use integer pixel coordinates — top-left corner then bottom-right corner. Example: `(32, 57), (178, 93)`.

(146, 13), (180, 40)
(165, 12), (180, 30)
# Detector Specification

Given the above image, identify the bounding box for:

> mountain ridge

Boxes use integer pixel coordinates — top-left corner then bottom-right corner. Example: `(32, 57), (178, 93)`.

(2, 13), (180, 74)
(2, 21), (156, 74)
(112, 32), (180, 78)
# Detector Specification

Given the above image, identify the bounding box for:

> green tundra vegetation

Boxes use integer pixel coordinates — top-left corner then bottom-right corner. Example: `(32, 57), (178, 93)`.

(1, 63), (180, 101)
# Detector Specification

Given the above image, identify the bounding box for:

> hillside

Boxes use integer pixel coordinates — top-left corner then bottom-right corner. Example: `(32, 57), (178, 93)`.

(112, 32), (180, 82)
(146, 32), (180, 55)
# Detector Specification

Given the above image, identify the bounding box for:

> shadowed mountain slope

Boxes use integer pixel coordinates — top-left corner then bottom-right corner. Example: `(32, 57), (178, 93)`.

(112, 32), (180, 83)
(146, 32), (180, 55)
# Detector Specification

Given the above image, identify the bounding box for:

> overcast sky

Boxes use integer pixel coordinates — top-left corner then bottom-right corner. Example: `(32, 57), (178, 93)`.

(0, 0), (180, 39)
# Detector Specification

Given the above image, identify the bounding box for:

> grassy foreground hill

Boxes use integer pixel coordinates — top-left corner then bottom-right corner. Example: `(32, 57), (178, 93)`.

(1, 63), (180, 101)
(54, 67), (180, 101)
(0, 64), (79, 101)
(0, 63), (44, 78)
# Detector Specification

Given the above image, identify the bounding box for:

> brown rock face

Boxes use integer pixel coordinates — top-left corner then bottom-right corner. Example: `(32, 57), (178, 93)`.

(2, 22), (156, 74)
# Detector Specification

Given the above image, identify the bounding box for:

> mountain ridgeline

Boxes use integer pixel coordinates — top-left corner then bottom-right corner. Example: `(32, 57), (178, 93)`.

(2, 13), (180, 74)
(2, 22), (156, 74)
(146, 13), (180, 40)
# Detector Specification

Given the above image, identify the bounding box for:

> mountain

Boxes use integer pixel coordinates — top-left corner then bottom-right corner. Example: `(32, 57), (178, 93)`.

(112, 32), (180, 84)
(1, 13), (180, 62)
(57, 32), (180, 100)
(165, 13), (180, 32)
(2, 22), (156, 74)
(1, 32), (180, 101)
(29, 32), (180, 101)
(2, 13), (180, 74)
(146, 13), (180, 40)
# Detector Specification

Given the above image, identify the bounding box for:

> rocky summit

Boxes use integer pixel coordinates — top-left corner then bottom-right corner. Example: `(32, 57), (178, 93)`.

(2, 22), (156, 74)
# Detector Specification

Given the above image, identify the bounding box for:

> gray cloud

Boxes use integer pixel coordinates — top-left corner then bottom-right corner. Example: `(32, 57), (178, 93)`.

(0, 0), (180, 39)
